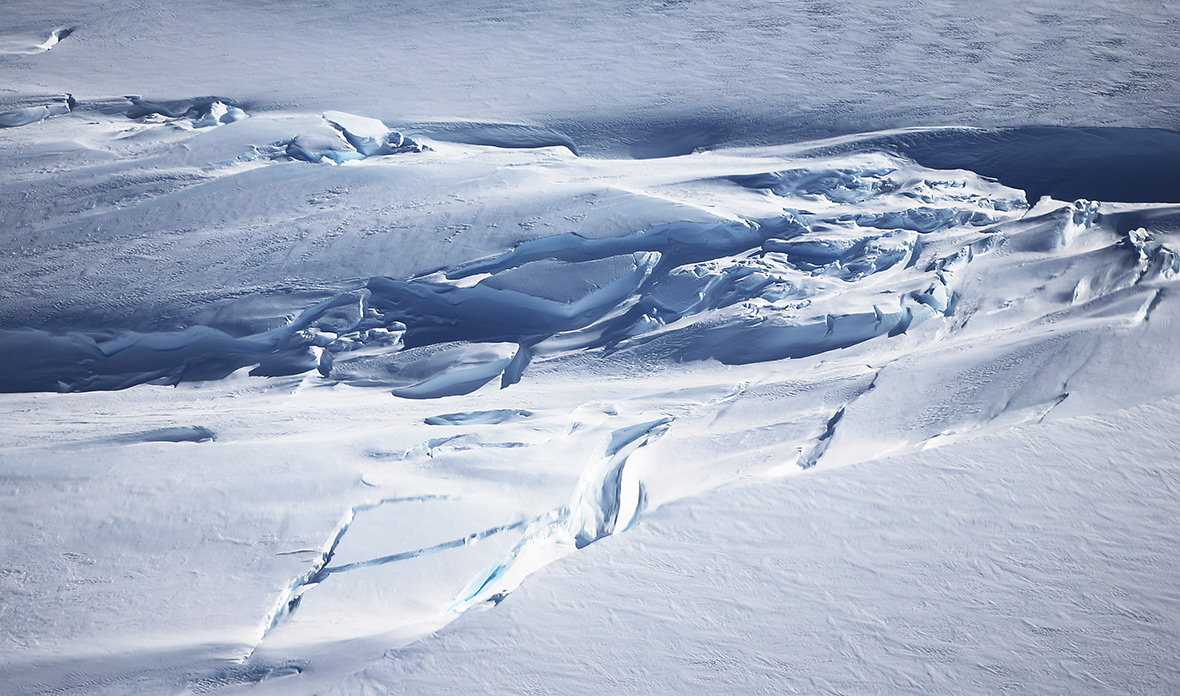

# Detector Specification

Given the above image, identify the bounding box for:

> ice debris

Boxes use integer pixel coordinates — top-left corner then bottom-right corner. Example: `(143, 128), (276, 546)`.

(284, 111), (423, 164)
(125, 96), (247, 127)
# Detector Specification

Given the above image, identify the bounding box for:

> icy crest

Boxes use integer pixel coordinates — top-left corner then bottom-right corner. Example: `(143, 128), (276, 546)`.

(2, 140), (1175, 397)
(284, 111), (423, 163)
(125, 96), (247, 127)
(0, 95), (74, 128)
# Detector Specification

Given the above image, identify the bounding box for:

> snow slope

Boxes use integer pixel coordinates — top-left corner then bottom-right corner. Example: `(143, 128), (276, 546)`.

(3, 0), (1180, 151)
(1, 0), (1179, 693)
(372, 395), (1180, 695)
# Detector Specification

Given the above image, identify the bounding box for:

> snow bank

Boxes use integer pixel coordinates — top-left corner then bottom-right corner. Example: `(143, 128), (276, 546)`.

(0, 27), (73, 56)
(3, 105), (1180, 694)
(0, 95), (74, 128)
(283, 111), (423, 163)
(125, 95), (247, 127)
(2, 137), (1175, 396)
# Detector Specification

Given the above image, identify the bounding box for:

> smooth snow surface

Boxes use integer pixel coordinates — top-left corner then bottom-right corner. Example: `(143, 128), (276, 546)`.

(3, 1), (1180, 149)
(2, 0), (1179, 694)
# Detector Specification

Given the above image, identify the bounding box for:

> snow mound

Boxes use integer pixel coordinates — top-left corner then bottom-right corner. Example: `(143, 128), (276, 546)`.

(283, 111), (423, 163)
(0, 95), (74, 128)
(125, 95), (247, 127)
(424, 409), (533, 426)
(0, 27), (73, 56)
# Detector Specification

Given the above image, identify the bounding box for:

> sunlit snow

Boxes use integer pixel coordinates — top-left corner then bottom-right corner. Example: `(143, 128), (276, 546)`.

(2, 1), (1179, 694)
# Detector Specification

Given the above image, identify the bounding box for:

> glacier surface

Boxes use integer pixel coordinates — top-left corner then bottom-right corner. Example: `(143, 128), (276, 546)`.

(2, 1), (1180, 694)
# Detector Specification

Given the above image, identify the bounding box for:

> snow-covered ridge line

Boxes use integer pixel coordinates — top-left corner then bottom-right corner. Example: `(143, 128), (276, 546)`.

(1, 152), (1175, 396)
(0, 94), (426, 164)
(447, 416), (673, 614)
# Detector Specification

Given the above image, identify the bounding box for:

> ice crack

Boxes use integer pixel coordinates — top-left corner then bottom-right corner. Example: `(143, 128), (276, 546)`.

(447, 416), (673, 614)
(249, 494), (450, 654)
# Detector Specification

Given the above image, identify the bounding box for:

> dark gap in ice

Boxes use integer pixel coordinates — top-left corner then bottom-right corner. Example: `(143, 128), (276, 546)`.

(318, 520), (527, 576)
(0, 94), (74, 128)
(817, 407), (844, 443)
(127, 425), (215, 444)
(801, 373), (877, 469)
(450, 417), (671, 610)
(860, 127), (1180, 204)
(255, 495), (451, 645)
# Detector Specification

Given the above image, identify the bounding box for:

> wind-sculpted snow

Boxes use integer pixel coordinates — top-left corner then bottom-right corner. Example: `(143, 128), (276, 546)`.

(730, 165), (899, 204)
(0, 27), (73, 56)
(424, 409), (534, 426)
(0, 95), (75, 128)
(1, 0), (1179, 688)
(411, 121), (580, 154)
(126, 425), (216, 444)
(448, 216), (806, 278)
(283, 111), (423, 163)
(446, 416), (673, 614)
(5, 111), (1180, 694)
(1, 142), (1177, 396)
(124, 95), (247, 127)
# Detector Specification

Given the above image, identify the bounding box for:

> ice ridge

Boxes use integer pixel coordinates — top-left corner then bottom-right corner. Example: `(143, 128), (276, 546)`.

(1, 151), (1174, 396)
(0, 95), (75, 128)
(283, 111), (424, 164)
(125, 96), (247, 127)
(448, 417), (672, 613)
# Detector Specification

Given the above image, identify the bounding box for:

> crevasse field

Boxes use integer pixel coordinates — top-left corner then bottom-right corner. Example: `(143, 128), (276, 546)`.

(2, 1), (1179, 693)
